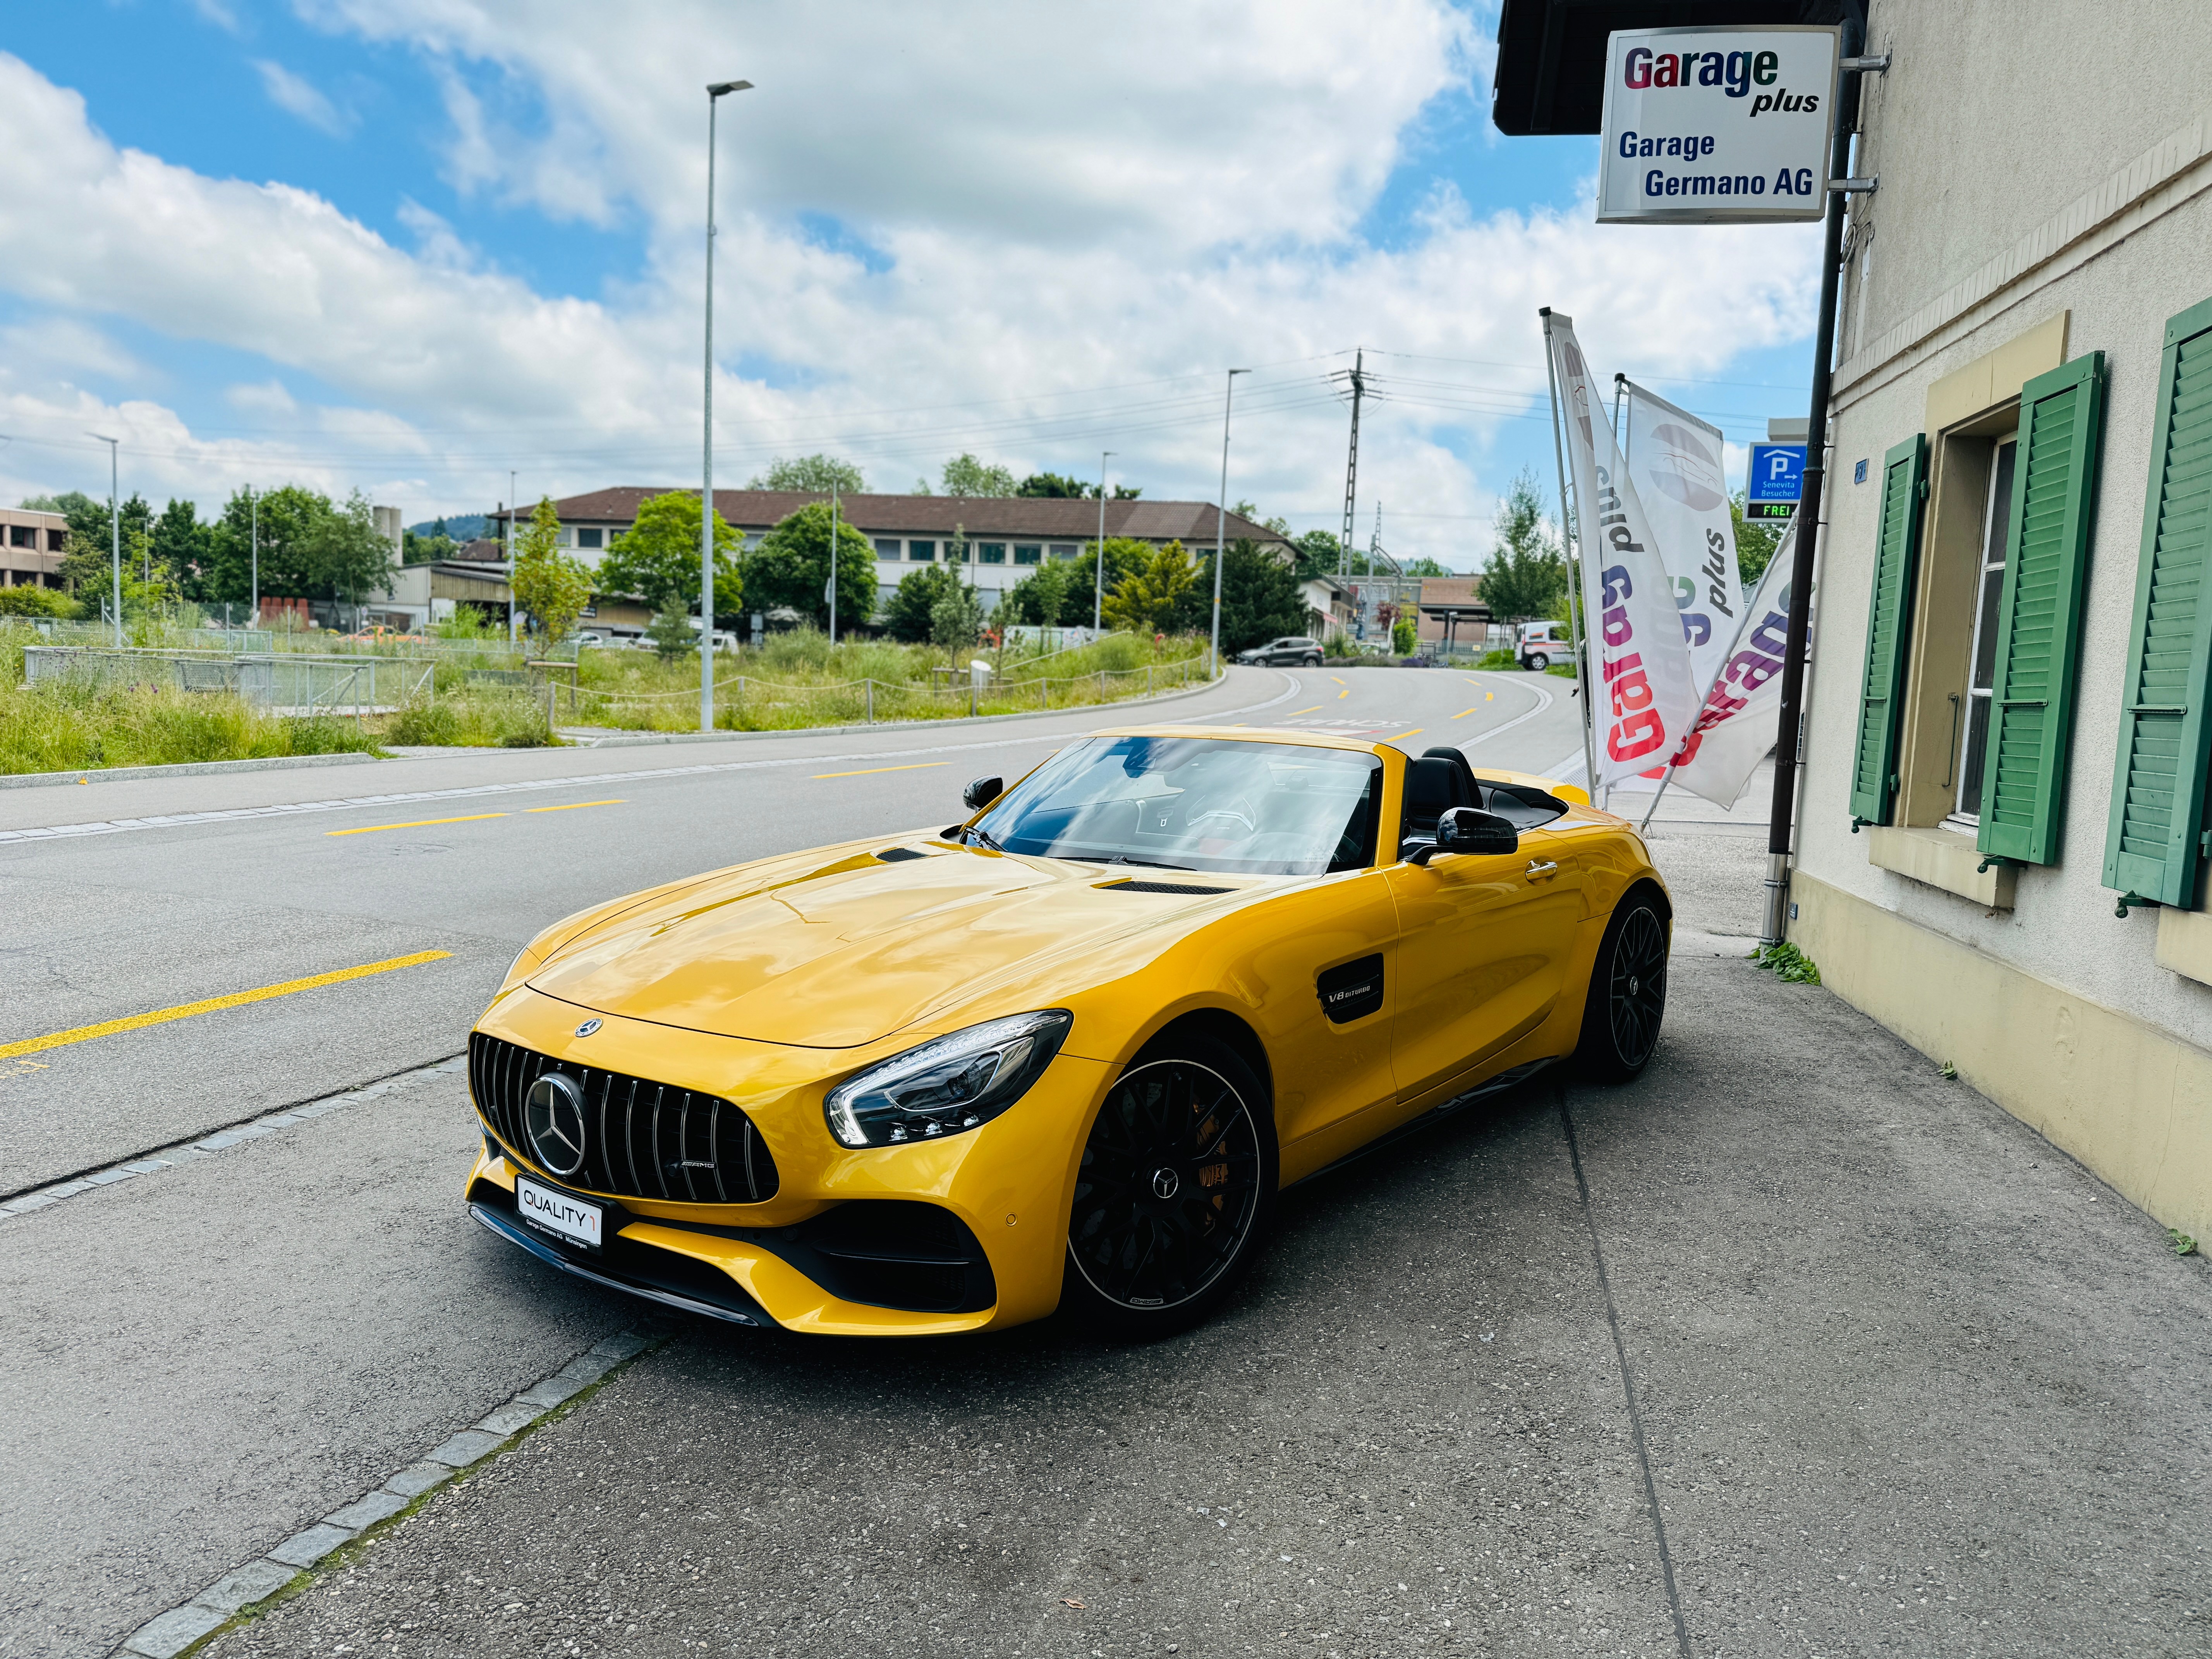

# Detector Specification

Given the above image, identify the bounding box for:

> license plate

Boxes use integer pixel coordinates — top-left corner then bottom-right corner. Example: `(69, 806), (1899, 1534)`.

(515, 1176), (603, 1250)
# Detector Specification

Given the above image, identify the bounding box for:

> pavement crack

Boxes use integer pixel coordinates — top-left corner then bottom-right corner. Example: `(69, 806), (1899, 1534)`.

(1558, 1082), (1692, 1659)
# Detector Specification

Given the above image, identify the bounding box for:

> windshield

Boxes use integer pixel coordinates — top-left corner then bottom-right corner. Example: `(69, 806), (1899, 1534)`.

(973, 736), (1381, 876)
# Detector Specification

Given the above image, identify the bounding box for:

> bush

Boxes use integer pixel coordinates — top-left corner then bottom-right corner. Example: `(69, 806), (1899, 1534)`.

(387, 690), (553, 748)
(1390, 617), (1417, 655)
(0, 586), (77, 618)
(1478, 647), (1516, 669)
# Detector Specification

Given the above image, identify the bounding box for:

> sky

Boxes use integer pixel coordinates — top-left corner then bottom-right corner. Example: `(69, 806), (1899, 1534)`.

(0, 0), (1823, 571)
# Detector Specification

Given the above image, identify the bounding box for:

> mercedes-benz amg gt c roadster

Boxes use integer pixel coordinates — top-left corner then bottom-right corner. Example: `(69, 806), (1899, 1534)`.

(464, 725), (1671, 1336)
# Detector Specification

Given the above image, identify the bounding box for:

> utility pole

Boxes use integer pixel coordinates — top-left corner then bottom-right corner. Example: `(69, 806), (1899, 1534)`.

(1210, 369), (1249, 675)
(1093, 449), (1114, 635)
(89, 433), (120, 646)
(249, 486), (258, 625)
(505, 470), (517, 646)
(700, 78), (752, 732)
(827, 477), (838, 646)
(1336, 348), (1366, 579)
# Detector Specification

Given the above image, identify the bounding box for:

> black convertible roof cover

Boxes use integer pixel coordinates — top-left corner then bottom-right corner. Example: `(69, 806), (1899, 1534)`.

(1491, 0), (1861, 136)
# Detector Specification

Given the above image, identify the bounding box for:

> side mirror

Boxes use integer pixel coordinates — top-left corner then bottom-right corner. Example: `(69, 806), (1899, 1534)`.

(963, 775), (1003, 812)
(1426, 807), (1518, 861)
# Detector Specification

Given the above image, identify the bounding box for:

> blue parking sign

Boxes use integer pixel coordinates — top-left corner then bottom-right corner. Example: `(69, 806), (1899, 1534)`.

(1748, 443), (1806, 503)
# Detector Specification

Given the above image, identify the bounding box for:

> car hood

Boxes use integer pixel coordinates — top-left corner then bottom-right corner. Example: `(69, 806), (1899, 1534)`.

(524, 840), (1253, 1048)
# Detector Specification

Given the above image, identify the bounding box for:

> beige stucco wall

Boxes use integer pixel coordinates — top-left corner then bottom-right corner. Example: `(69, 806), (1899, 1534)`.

(1786, 1), (2212, 1216)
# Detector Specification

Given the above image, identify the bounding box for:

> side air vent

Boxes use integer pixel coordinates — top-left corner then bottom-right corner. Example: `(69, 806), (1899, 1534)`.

(875, 847), (928, 862)
(1100, 879), (1236, 895)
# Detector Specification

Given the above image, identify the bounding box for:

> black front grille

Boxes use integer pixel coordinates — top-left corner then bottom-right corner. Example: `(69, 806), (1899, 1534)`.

(470, 1031), (779, 1204)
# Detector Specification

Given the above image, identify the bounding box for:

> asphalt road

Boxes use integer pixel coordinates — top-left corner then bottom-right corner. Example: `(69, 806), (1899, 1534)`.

(0, 663), (1589, 1657)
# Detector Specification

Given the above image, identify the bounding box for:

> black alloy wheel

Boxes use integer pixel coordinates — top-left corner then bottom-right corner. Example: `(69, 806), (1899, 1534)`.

(1575, 893), (1669, 1081)
(1064, 1037), (1275, 1335)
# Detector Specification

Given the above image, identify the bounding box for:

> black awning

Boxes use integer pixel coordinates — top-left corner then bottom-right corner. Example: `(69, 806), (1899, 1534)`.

(1492, 0), (1859, 136)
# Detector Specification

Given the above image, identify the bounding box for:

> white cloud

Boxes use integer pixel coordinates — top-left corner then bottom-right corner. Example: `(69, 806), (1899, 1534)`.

(252, 59), (353, 137)
(0, 11), (1818, 565)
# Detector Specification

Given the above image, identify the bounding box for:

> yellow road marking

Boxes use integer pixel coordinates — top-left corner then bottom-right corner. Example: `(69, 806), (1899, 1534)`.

(0, 951), (455, 1060)
(1330, 676), (1345, 685)
(525, 799), (627, 813)
(812, 761), (951, 780)
(326, 813), (508, 837)
(1389, 728), (1425, 742)
(1285, 704), (1323, 716)
(1337, 689), (1350, 700)
(1486, 691), (1495, 701)
(1450, 707), (1477, 720)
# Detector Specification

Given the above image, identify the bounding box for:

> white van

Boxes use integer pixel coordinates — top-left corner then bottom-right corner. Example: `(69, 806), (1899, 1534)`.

(1516, 620), (1573, 671)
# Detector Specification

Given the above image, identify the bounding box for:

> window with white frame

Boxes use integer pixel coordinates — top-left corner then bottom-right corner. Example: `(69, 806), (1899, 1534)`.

(578, 527), (604, 550)
(874, 538), (902, 560)
(978, 542), (1007, 564)
(1013, 543), (1042, 565)
(908, 540), (936, 561)
(1948, 436), (2017, 828)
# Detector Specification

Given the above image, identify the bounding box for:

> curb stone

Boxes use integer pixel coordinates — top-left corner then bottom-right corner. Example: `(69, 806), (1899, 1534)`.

(0, 751), (381, 791)
(112, 1330), (655, 1658)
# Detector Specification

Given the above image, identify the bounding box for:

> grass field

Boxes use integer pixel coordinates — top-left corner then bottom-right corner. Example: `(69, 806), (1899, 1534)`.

(0, 625), (1214, 774)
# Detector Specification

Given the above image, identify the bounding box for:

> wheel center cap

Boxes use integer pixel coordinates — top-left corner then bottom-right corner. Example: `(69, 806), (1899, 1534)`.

(1151, 1166), (1180, 1200)
(1627, 975), (1640, 996)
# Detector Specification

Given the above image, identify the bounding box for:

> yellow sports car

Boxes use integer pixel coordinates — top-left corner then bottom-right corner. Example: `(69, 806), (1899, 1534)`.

(464, 726), (1670, 1337)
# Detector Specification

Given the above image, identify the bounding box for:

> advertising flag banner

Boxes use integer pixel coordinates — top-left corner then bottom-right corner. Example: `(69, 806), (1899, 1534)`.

(1542, 314), (1701, 791)
(1597, 26), (1840, 225)
(1668, 515), (1808, 809)
(1620, 380), (1744, 699)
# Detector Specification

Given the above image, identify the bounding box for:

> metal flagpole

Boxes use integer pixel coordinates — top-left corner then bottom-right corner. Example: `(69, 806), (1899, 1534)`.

(1539, 309), (1601, 803)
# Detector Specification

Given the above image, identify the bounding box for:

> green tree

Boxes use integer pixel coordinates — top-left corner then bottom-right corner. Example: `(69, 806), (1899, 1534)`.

(1104, 540), (1199, 635)
(403, 528), (456, 564)
(883, 563), (963, 642)
(149, 499), (212, 595)
(510, 496), (594, 646)
(1398, 556), (1453, 577)
(598, 491), (741, 618)
(646, 600), (698, 662)
(1391, 616), (1418, 655)
(743, 502), (875, 630)
(1063, 536), (1152, 627)
(58, 492), (151, 599)
(1731, 490), (1783, 585)
(1002, 556), (1077, 626)
(1478, 468), (1567, 623)
(936, 453), (1018, 498)
(1189, 537), (1307, 651)
(301, 491), (398, 620)
(930, 581), (986, 654)
(748, 454), (866, 493)
(1293, 528), (1343, 582)
(1015, 471), (1089, 498)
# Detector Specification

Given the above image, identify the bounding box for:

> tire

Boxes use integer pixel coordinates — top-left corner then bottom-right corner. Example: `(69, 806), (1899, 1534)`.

(1574, 889), (1671, 1082)
(1303, 654), (1322, 667)
(1525, 652), (1549, 672)
(1063, 1034), (1277, 1337)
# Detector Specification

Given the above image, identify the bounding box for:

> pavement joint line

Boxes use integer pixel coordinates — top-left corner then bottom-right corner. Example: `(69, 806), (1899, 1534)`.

(0, 1052), (467, 1211)
(109, 1328), (658, 1659)
(0, 671), (1303, 845)
(1557, 1082), (1693, 1659)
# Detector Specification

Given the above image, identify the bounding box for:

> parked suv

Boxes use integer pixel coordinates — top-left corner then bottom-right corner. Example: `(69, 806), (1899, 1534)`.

(1236, 635), (1325, 666)
(1516, 621), (1575, 671)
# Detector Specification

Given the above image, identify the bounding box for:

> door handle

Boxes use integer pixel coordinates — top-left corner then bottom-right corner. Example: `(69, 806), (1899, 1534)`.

(1525, 859), (1558, 879)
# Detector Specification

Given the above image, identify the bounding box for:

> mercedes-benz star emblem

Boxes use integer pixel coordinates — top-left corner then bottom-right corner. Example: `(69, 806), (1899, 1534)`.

(1151, 1166), (1180, 1200)
(525, 1072), (589, 1178)
(574, 1018), (602, 1038)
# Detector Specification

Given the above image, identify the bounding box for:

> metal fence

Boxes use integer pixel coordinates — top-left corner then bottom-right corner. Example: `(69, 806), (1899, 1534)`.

(21, 648), (433, 716)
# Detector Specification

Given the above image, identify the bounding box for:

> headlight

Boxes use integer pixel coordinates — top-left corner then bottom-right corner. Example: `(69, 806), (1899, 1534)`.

(500, 945), (541, 991)
(824, 1010), (1073, 1149)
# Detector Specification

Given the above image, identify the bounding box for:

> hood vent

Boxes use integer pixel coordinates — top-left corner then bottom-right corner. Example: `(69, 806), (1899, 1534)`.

(1100, 879), (1235, 896)
(874, 847), (928, 862)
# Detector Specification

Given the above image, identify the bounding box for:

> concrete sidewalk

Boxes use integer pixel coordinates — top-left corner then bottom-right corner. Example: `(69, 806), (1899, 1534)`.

(200, 830), (2212, 1659)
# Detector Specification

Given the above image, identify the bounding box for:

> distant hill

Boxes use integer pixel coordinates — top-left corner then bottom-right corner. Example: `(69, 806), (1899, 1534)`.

(407, 514), (488, 540)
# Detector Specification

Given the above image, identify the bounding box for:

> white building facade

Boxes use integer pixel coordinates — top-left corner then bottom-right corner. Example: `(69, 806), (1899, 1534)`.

(1790, 1), (2212, 1240)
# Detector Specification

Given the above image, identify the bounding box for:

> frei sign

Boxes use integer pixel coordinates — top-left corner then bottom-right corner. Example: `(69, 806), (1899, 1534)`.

(1597, 26), (1840, 224)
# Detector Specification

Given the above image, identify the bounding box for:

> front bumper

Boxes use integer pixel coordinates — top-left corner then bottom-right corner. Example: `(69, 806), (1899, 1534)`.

(467, 985), (1113, 1335)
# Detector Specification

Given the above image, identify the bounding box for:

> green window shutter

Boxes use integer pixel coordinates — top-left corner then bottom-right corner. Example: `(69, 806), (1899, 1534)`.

(1849, 434), (1929, 825)
(1977, 352), (2107, 864)
(2104, 297), (2212, 908)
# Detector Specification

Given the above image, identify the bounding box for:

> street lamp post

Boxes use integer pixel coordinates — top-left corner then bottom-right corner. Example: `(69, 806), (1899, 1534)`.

(701, 77), (754, 732)
(88, 432), (120, 646)
(828, 476), (839, 646)
(249, 486), (258, 625)
(1093, 450), (1114, 635)
(507, 469), (517, 646)
(1209, 370), (1248, 675)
